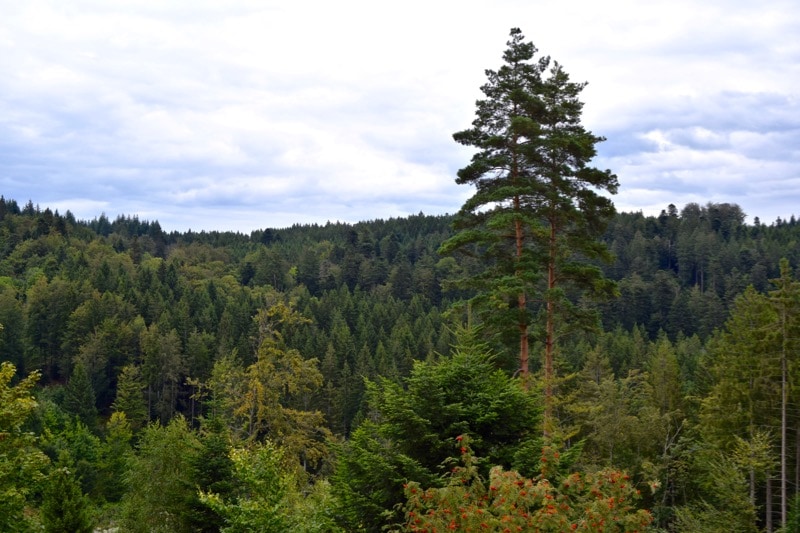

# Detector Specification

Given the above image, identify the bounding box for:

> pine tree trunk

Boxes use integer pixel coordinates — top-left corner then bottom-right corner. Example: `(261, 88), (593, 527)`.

(512, 153), (529, 385)
(515, 213), (529, 382)
(543, 217), (556, 438)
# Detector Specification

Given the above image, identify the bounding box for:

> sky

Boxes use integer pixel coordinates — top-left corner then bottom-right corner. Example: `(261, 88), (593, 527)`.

(1, 0), (799, 233)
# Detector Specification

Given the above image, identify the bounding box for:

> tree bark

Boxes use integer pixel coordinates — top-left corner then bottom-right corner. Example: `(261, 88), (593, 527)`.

(543, 216), (556, 438)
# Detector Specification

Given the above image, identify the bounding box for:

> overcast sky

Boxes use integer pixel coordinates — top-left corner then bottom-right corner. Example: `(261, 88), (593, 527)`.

(1, 0), (798, 233)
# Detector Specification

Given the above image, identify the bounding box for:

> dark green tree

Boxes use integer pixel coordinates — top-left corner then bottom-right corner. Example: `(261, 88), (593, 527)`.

(189, 415), (234, 533)
(333, 326), (539, 531)
(439, 28), (617, 435)
(62, 362), (97, 429)
(41, 454), (93, 533)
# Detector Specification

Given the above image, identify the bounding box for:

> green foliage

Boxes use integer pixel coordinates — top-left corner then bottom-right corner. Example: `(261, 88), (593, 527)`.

(333, 327), (539, 531)
(0, 362), (49, 532)
(96, 411), (133, 503)
(41, 455), (93, 533)
(286, 479), (344, 533)
(1, 193), (800, 532)
(333, 419), (435, 532)
(191, 415), (235, 532)
(62, 361), (97, 429)
(440, 28), (618, 384)
(40, 418), (102, 499)
(120, 416), (201, 533)
(211, 301), (330, 473)
(368, 327), (539, 473)
(672, 452), (758, 532)
(199, 441), (290, 532)
(112, 364), (148, 431)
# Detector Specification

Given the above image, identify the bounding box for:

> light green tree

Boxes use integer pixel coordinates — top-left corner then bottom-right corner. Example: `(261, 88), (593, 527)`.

(120, 416), (201, 533)
(0, 361), (49, 532)
(767, 258), (800, 528)
(200, 440), (343, 533)
(112, 364), (148, 431)
(200, 442), (290, 533)
(97, 411), (133, 503)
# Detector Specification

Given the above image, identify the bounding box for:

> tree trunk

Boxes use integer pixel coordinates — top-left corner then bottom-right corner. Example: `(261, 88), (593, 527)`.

(796, 426), (799, 504)
(511, 150), (529, 385)
(782, 344), (788, 529)
(543, 217), (556, 438)
(767, 476), (773, 533)
(515, 213), (528, 382)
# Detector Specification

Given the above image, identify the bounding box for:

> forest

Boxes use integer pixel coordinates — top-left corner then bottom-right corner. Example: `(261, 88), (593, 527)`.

(5, 29), (800, 533)
(1, 195), (799, 532)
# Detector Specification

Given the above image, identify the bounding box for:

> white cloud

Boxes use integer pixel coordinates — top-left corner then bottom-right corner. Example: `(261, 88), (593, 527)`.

(0, 0), (798, 231)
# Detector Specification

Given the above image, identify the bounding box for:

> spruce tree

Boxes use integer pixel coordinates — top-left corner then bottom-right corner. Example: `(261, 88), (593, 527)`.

(62, 362), (97, 429)
(112, 364), (148, 431)
(41, 456), (93, 533)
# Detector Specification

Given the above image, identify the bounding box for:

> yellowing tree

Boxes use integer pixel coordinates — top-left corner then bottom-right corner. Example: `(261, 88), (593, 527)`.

(400, 437), (652, 533)
(210, 302), (330, 473)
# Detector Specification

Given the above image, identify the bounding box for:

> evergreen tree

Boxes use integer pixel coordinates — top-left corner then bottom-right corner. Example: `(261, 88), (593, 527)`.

(212, 302), (330, 473)
(41, 455), (93, 533)
(439, 28), (617, 436)
(767, 258), (800, 529)
(62, 362), (97, 429)
(190, 415), (235, 533)
(97, 412), (132, 503)
(112, 364), (148, 431)
(333, 326), (539, 530)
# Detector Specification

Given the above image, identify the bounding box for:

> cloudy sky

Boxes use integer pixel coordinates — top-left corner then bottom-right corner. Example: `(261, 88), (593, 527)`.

(1, 0), (798, 233)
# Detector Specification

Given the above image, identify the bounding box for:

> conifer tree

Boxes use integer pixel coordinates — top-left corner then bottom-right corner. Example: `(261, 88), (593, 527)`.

(41, 455), (93, 533)
(440, 28), (617, 435)
(112, 364), (148, 431)
(63, 362), (97, 429)
(768, 258), (800, 529)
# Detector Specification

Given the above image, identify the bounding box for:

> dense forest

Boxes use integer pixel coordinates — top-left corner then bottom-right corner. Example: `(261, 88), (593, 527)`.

(1, 195), (800, 532)
(5, 28), (800, 533)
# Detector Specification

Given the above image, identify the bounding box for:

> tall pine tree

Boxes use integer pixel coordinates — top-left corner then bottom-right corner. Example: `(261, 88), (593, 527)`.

(440, 28), (617, 436)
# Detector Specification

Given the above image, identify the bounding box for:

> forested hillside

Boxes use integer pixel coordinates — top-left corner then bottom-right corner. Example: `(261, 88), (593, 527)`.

(1, 194), (800, 531)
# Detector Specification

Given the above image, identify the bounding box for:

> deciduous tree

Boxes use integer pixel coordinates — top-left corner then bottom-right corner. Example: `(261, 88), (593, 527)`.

(0, 362), (49, 531)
